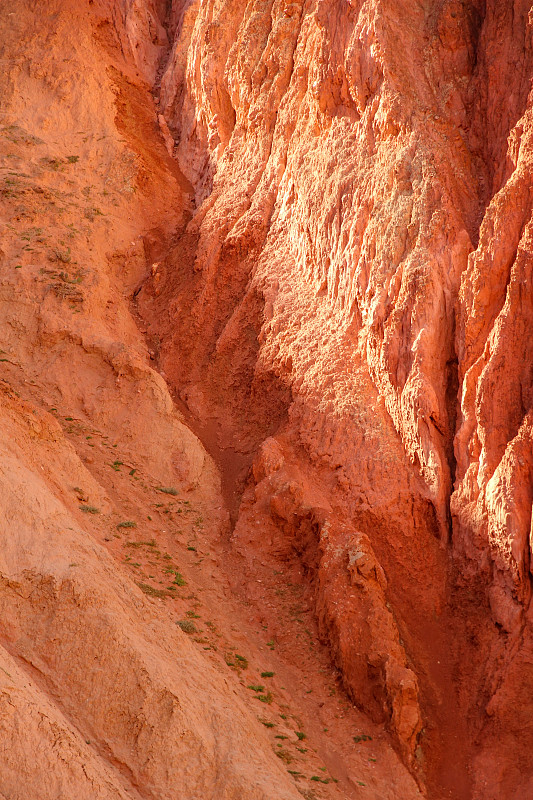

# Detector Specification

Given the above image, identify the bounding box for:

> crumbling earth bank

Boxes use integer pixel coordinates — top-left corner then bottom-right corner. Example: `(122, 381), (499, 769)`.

(1, 1), (532, 799)
(148, 1), (533, 797)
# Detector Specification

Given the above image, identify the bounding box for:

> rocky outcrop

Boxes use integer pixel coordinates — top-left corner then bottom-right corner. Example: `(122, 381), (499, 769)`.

(2, 0), (533, 797)
(138, 0), (533, 797)
(249, 438), (423, 763)
(449, 4), (533, 794)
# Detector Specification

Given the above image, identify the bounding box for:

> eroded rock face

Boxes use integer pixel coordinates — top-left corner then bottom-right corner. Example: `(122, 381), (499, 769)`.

(250, 438), (423, 763)
(0, 2), (318, 799)
(138, 0), (533, 797)
(3, 0), (533, 797)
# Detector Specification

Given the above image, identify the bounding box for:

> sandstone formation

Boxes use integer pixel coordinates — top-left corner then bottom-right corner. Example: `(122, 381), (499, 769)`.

(1, 0), (532, 799)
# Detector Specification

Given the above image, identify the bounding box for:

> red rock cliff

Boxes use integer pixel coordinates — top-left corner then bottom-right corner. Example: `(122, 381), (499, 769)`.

(1, 1), (533, 799)
(138, 1), (533, 797)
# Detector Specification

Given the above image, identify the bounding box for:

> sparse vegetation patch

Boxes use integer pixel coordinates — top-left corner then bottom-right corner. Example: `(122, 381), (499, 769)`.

(176, 619), (198, 634)
(79, 505), (99, 514)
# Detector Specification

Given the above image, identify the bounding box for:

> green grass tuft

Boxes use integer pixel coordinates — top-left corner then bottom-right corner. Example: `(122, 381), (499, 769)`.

(176, 619), (198, 634)
(137, 582), (168, 598)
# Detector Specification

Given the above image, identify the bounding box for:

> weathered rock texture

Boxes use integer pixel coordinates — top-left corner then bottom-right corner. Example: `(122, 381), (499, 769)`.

(4, 1), (407, 799)
(137, 0), (533, 798)
(2, 0), (533, 798)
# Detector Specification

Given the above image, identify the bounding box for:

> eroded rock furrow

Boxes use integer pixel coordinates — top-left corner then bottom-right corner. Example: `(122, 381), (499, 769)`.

(1, 1), (533, 799)
(138, 1), (533, 798)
